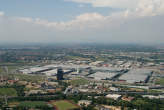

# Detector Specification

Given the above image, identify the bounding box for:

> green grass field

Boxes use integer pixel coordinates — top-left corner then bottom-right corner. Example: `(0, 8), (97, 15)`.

(52, 100), (78, 110)
(0, 88), (17, 96)
(155, 78), (164, 86)
(70, 78), (89, 86)
(18, 101), (47, 108)
(0, 67), (3, 73)
(11, 74), (46, 82)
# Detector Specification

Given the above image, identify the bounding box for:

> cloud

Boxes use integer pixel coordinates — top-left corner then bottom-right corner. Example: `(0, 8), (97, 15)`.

(67, 0), (164, 16)
(0, 11), (164, 44)
(0, 0), (164, 45)
(78, 4), (85, 8)
(66, 0), (138, 9)
(133, 0), (164, 16)
(0, 11), (4, 16)
(16, 13), (106, 30)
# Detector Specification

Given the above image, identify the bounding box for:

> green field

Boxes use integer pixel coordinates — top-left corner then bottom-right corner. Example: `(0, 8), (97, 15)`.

(11, 74), (46, 82)
(70, 78), (89, 85)
(52, 100), (78, 110)
(18, 101), (47, 108)
(8, 102), (20, 107)
(0, 67), (3, 73)
(156, 78), (164, 86)
(0, 88), (17, 96)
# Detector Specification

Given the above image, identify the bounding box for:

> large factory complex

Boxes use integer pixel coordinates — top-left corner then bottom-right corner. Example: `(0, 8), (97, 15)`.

(18, 64), (152, 84)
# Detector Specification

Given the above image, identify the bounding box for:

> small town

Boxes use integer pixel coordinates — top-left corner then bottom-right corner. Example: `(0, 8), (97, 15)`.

(0, 44), (164, 110)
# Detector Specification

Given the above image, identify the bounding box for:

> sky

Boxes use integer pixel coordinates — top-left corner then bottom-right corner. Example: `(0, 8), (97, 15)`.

(0, 0), (164, 44)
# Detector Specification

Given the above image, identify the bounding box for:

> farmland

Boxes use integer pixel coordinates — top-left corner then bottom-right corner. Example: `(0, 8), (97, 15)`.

(0, 88), (17, 96)
(51, 100), (79, 110)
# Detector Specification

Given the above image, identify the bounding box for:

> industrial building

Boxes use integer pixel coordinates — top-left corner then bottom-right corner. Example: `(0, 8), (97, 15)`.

(57, 68), (64, 80)
(118, 69), (152, 83)
(19, 64), (74, 77)
(88, 72), (118, 80)
(41, 69), (58, 76)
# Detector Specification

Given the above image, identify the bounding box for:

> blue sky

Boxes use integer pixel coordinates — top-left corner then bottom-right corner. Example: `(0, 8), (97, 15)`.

(0, 0), (119, 21)
(0, 0), (164, 44)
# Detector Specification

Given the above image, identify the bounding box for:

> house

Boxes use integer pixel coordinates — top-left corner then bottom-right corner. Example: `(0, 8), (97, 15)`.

(26, 90), (45, 96)
(98, 105), (121, 110)
(78, 100), (91, 106)
(41, 82), (56, 90)
(109, 87), (119, 91)
(64, 86), (79, 95)
(121, 96), (134, 102)
(7, 80), (17, 85)
(17, 81), (28, 85)
(106, 94), (121, 100)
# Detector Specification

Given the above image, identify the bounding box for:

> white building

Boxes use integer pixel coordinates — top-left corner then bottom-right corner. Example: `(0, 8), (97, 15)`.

(78, 100), (91, 106)
(106, 94), (121, 100)
(109, 87), (119, 91)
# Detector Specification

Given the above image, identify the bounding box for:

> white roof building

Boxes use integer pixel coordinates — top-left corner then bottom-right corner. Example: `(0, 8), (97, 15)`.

(42, 69), (57, 76)
(119, 69), (151, 83)
(89, 72), (117, 80)
(106, 94), (121, 100)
